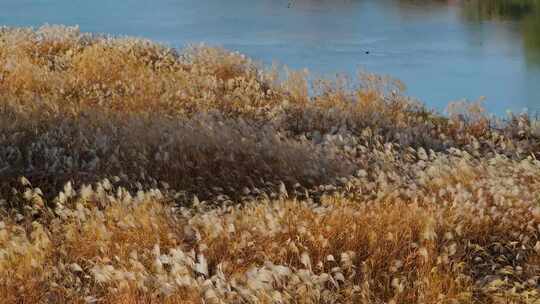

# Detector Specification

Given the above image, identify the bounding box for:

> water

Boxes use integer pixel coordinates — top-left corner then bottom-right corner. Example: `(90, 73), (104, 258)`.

(1, 0), (539, 115)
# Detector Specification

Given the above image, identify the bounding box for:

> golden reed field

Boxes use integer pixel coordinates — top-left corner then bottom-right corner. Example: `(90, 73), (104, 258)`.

(1, 25), (540, 303)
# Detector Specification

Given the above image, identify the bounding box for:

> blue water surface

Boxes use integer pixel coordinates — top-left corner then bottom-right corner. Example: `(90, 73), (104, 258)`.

(2, 0), (540, 115)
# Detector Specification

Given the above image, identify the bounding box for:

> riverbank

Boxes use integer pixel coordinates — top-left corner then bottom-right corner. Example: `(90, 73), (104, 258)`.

(1, 26), (540, 303)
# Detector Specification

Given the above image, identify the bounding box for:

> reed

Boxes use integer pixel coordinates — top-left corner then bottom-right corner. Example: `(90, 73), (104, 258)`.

(0, 25), (539, 303)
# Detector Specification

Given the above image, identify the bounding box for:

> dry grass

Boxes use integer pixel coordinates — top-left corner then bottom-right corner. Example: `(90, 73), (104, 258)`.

(0, 25), (539, 303)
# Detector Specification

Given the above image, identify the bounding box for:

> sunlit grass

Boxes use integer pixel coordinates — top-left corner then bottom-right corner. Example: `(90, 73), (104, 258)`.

(1, 25), (539, 303)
